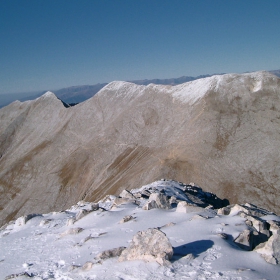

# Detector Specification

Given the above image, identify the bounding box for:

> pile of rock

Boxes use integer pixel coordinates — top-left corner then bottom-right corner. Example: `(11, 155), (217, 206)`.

(100, 179), (229, 211)
(218, 203), (280, 264)
(95, 180), (280, 266)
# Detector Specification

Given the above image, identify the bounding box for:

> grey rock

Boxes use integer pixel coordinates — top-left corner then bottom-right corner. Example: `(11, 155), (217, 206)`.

(234, 229), (269, 251)
(142, 193), (171, 210)
(234, 229), (253, 251)
(90, 203), (99, 211)
(82, 261), (94, 271)
(119, 189), (135, 200)
(113, 197), (134, 206)
(119, 228), (173, 265)
(246, 216), (270, 237)
(5, 272), (34, 279)
(230, 203), (274, 217)
(15, 214), (41, 226)
(217, 206), (231, 215)
(142, 200), (157, 210)
(60, 227), (83, 237)
(190, 214), (207, 220)
(254, 221), (280, 264)
(176, 201), (204, 213)
(159, 222), (176, 229)
(96, 246), (126, 260)
(119, 215), (134, 224)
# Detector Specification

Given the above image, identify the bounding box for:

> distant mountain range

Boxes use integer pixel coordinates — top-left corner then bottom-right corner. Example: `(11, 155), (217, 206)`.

(1, 70), (279, 108)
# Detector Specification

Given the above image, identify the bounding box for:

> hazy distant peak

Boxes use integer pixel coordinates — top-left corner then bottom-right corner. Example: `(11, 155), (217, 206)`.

(40, 91), (57, 99)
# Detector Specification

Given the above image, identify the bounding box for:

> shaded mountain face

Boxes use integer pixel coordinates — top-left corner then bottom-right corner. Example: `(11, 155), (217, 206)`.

(0, 71), (280, 226)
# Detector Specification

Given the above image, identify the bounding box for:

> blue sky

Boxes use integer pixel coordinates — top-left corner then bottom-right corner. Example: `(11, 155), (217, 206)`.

(0, 0), (280, 94)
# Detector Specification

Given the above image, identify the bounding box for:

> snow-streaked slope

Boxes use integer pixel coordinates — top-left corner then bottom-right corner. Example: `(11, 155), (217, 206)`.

(0, 71), (280, 227)
(1, 180), (279, 280)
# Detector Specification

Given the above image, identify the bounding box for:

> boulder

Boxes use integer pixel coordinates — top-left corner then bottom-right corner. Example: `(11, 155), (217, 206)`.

(246, 216), (270, 237)
(66, 218), (75, 226)
(176, 201), (204, 213)
(254, 221), (280, 264)
(142, 193), (171, 210)
(169, 196), (177, 205)
(113, 197), (134, 206)
(15, 214), (41, 226)
(119, 189), (135, 200)
(142, 200), (157, 210)
(234, 229), (269, 251)
(217, 206), (231, 215)
(119, 228), (173, 265)
(234, 229), (252, 251)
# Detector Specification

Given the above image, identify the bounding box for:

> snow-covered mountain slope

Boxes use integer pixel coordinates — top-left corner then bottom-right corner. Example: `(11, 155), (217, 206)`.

(0, 71), (280, 227)
(1, 180), (280, 279)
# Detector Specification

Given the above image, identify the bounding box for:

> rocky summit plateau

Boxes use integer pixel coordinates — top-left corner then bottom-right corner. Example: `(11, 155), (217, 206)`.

(1, 180), (280, 279)
(0, 71), (280, 228)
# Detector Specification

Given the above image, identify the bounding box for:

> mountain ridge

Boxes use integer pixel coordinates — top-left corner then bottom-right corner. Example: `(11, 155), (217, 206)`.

(1, 69), (279, 108)
(0, 71), (279, 227)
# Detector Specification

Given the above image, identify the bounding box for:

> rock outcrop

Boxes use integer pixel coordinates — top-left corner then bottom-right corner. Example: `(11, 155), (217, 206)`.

(254, 221), (280, 264)
(0, 71), (280, 226)
(119, 228), (173, 265)
(176, 201), (204, 213)
(142, 192), (171, 210)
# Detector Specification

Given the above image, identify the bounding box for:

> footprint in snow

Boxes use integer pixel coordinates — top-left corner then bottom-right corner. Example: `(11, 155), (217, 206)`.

(203, 245), (222, 261)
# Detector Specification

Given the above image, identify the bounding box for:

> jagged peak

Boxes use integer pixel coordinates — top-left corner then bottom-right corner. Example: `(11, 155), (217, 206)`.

(33, 91), (69, 108)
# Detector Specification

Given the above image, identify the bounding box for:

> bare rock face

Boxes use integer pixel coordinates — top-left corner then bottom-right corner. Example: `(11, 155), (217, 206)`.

(0, 72), (280, 226)
(119, 228), (173, 265)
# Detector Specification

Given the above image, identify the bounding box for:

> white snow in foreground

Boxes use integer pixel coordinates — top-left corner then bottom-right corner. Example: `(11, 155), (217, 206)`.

(1, 181), (279, 280)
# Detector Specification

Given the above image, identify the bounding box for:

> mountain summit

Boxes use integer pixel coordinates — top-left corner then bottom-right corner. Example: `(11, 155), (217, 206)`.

(0, 71), (279, 226)
(1, 179), (280, 278)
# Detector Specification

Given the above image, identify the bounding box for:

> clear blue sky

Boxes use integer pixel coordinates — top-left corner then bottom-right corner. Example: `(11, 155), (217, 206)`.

(1, 0), (280, 94)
